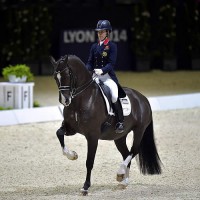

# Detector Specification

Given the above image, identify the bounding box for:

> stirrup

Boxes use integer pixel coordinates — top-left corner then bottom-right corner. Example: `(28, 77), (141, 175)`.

(115, 122), (124, 134)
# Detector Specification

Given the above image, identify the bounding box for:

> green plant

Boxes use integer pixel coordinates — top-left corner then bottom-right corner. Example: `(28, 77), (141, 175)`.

(33, 100), (40, 107)
(187, 1), (200, 58)
(1, 3), (52, 65)
(158, 2), (176, 58)
(131, 1), (151, 57)
(2, 64), (34, 81)
(0, 106), (13, 110)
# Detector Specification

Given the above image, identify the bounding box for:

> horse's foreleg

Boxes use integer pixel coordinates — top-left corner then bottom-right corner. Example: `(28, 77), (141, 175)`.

(56, 121), (66, 147)
(57, 130), (65, 148)
(81, 137), (98, 196)
(56, 125), (78, 160)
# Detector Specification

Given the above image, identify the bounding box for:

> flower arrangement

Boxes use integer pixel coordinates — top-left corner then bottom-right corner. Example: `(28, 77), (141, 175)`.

(2, 64), (34, 82)
(187, 2), (200, 58)
(1, 3), (52, 64)
(131, 2), (151, 57)
(158, 2), (176, 58)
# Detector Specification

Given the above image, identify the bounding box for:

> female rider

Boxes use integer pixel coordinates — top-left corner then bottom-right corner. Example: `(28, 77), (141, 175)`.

(85, 20), (124, 134)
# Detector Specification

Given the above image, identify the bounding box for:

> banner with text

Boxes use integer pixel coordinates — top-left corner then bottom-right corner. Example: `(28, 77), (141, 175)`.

(59, 29), (133, 70)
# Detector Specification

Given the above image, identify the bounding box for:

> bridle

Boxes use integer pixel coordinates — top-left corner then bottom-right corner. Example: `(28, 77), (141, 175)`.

(54, 62), (95, 102)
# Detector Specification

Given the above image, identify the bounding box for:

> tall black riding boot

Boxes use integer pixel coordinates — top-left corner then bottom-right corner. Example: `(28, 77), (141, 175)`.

(112, 100), (124, 133)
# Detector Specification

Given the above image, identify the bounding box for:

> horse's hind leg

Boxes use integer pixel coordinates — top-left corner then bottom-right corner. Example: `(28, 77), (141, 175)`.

(114, 135), (131, 186)
(122, 127), (146, 167)
(119, 125), (154, 176)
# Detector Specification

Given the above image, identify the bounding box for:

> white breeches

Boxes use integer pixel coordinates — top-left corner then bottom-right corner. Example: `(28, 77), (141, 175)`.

(98, 74), (118, 103)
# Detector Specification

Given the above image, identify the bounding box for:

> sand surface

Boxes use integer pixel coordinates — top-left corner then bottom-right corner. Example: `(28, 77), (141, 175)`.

(0, 108), (200, 200)
(0, 70), (200, 199)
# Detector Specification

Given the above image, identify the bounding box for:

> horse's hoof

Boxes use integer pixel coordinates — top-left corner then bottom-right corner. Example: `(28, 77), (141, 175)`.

(118, 178), (129, 188)
(116, 173), (125, 182)
(63, 150), (78, 160)
(80, 188), (88, 196)
(116, 163), (126, 182)
(68, 151), (78, 160)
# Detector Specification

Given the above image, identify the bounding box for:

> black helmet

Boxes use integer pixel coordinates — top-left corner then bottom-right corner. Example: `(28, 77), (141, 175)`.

(95, 20), (112, 32)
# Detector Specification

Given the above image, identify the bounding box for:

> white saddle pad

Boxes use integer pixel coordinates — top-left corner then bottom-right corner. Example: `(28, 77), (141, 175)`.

(95, 78), (131, 116)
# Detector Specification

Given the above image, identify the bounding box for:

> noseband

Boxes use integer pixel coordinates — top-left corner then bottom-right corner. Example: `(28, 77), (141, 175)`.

(54, 62), (95, 103)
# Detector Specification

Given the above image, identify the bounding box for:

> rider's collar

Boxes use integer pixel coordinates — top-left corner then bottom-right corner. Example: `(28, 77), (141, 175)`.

(103, 38), (109, 45)
(99, 38), (109, 46)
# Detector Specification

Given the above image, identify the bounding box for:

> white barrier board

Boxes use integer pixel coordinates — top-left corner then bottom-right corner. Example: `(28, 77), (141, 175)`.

(0, 106), (63, 126)
(0, 93), (200, 126)
(149, 93), (200, 111)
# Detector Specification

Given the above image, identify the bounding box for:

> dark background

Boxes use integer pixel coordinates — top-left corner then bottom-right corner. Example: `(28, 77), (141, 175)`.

(0, 0), (200, 75)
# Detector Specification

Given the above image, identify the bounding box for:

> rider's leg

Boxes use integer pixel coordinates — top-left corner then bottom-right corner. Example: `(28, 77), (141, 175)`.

(112, 99), (124, 133)
(103, 78), (124, 133)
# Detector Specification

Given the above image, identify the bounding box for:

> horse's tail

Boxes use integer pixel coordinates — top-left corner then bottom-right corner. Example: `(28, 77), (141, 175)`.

(138, 120), (162, 175)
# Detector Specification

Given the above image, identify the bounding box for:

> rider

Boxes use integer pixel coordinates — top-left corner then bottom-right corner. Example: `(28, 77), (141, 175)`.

(85, 20), (124, 134)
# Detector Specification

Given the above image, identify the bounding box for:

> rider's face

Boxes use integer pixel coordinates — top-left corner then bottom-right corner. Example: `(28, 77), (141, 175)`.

(97, 30), (107, 41)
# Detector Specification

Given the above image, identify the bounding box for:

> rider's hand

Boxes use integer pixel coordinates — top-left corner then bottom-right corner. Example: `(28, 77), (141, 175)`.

(94, 69), (103, 75)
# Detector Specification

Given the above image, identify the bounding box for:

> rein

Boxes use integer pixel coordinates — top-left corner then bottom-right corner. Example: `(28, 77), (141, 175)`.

(55, 64), (95, 99)
(72, 78), (94, 98)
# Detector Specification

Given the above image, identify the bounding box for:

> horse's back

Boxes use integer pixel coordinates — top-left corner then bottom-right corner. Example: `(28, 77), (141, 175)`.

(123, 87), (152, 125)
(123, 87), (150, 106)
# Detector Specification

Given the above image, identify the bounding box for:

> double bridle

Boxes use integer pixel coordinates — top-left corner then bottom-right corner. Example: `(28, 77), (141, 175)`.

(54, 63), (95, 101)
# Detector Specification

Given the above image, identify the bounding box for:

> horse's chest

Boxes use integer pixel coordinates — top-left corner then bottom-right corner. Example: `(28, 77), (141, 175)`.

(65, 109), (91, 129)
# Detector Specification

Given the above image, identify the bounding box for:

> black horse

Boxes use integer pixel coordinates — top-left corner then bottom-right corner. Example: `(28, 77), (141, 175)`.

(50, 55), (162, 195)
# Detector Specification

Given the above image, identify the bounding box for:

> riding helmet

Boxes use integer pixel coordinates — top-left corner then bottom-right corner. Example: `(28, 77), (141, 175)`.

(95, 20), (112, 32)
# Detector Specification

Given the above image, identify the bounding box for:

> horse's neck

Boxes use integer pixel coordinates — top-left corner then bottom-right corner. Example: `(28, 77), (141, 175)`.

(69, 56), (95, 91)
(74, 78), (99, 104)
(76, 66), (92, 86)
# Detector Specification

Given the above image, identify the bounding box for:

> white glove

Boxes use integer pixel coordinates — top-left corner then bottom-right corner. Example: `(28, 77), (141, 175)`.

(94, 69), (103, 75)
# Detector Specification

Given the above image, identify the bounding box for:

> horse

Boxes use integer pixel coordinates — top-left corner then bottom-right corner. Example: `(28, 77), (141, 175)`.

(50, 54), (162, 195)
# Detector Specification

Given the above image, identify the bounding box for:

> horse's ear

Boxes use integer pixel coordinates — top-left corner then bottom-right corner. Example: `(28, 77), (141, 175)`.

(49, 56), (57, 69)
(63, 54), (68, 66)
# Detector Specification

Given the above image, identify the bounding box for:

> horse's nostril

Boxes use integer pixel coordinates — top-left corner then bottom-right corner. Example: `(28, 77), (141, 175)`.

(64, 97), (71, 106)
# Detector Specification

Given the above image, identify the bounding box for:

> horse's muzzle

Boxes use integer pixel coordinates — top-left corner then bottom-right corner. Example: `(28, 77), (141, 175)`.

(60, 93), (71, 106)
(65, 97), (71, 106)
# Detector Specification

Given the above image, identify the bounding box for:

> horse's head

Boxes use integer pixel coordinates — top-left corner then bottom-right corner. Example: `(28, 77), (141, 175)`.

(50, 54), (94, 107)
(50, 55), (76, 106)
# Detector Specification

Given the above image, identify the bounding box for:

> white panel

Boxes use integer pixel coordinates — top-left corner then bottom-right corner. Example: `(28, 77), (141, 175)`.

(0, 110), (18, 126)
(4, 85), (15, 108)
(0, 85), (4, 107)
(0, 93), (200, 126)
(0, 82), (34, 109)
(14, 106), (63, 124)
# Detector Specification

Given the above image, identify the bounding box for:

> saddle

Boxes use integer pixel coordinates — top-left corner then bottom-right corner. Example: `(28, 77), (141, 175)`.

(95, 78), (131, 116)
